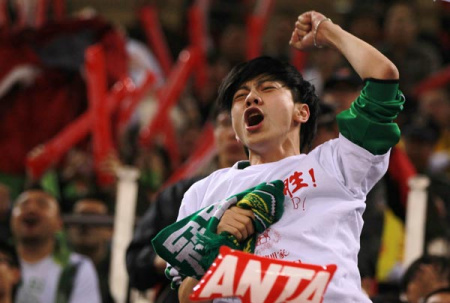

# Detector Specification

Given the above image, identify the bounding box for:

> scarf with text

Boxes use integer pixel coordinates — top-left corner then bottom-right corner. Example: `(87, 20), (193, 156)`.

(152, 180), (285, 281)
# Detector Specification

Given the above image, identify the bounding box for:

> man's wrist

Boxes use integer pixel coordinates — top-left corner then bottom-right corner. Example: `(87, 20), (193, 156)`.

(317, 21), (342, 49)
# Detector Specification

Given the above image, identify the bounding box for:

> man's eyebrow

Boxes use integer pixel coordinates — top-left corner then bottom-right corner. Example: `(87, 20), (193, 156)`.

(235, 84), (250, 92)
(256, 78), (277, 86)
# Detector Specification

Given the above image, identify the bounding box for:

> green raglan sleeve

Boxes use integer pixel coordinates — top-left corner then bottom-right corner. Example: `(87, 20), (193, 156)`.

(336, 79), (405, 155)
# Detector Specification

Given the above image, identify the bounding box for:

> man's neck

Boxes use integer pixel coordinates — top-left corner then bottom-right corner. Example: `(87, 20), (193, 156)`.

(249, 141), (300, 165)
(17, 239), (55, 263)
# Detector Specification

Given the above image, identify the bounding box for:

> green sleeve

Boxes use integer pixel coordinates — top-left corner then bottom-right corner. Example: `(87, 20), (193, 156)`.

(336, 79), (405, 155)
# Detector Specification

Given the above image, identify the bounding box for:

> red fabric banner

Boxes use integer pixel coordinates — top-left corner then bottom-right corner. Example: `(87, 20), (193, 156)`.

(291, 48), (308, 73)
(191, 246), (337, 303)
(246, 0), (274, 60)
(139, 47), (199, 147)
(85, 45), (115, 185)
(25, 78), (141, 180)
(188, 2), (208, 92)
(36, 0), (48, 28)
(139, 6), (173, 77)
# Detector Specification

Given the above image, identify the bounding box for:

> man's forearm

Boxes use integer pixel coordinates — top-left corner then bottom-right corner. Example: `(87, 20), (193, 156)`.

(319, 21), (399, 81)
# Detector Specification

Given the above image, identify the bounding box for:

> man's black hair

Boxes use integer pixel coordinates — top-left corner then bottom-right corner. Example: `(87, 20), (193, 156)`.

(217, 56), (319, 152)
(400, 255), (450, 294)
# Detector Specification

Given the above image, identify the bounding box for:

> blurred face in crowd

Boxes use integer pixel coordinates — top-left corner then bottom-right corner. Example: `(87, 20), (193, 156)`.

(11, 190), (62, 245)
(384, 3), (417, 47)
(68, 199), (111, 253)
(404, 264), (450, 303)
(322, 84), (360, 114)
(0, 250), (20, 299)
(403, 137), (435, 173)
(219, 23), (246, 64)
(419, 89), (450, 129)
(348, 15), (381, 46)
(214, 111), (247, 168)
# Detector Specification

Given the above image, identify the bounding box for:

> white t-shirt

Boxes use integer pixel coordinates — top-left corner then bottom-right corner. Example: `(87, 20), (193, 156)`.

(16, 252), (101, 303)
(176, 135), (389, 303)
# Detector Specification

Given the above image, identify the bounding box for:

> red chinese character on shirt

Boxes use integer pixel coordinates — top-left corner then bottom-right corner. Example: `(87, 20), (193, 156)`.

(289, 171), (308, 194)
(283, 179), (293, 198)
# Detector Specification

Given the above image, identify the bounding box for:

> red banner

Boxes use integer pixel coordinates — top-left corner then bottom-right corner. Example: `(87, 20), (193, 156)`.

(188, 2), (208, 92)
(191, 246), (337, 303)
(139, 47), (199, 147)
(53, 0), (65, 21)
(25, 77), (142, 180)
(36, 0), (47, 27)
(0, 0), (10, 29)
(85, 45), (115, 185)
(291, 48), (308, 73)
(246, 0), (275, 60)
(139, 6), (173, 77)
(116, 72), (156, 135)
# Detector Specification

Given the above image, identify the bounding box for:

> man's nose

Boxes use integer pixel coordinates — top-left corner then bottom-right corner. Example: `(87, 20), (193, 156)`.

(245, 90), (263, 107)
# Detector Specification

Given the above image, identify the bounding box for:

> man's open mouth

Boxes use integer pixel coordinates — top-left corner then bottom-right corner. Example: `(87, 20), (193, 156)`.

(245, 108), (264, 127)
(22, 216), (40, 228)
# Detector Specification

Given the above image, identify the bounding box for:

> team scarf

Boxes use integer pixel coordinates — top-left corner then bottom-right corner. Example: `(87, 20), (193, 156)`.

(152, 180), (285, 281)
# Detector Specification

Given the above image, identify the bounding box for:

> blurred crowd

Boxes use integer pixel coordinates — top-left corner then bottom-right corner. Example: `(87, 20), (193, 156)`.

(0, 0), (449, 302)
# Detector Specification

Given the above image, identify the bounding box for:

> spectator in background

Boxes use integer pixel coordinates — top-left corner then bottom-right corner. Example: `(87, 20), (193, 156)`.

(217, 21), (247, 66)
(345, 7), (383, 47)
(321, 66), (363, 114)
(380, 0), (442, 97)
(126, 107), (247, 303)
(302, 47), (344, 97)
(402, 120), (450, 253)
(0, 241), (20, 303)
(402, 119), (441, 175)
(417, 87), (450, 177)
(67, 197), (113, 303)
(424, 287), (450, 303)
(11, 188), (101, 303)
(263, 10), (298, 62)
(310, 103), (338, 151)
(400, 255), (450, 303)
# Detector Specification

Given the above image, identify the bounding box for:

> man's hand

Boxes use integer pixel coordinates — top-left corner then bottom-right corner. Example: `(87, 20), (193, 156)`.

(153, 255), (167, 274)
(179, 277), (212, 303)
(289, 11), (331, 50)
(216, 206), (255, 241)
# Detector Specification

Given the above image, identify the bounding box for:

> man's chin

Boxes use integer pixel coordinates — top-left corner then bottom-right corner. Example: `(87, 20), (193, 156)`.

(19, 235), (47, 246)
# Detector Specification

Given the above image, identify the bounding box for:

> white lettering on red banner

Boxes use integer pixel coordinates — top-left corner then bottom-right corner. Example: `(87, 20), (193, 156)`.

(190, 246), (337, 303)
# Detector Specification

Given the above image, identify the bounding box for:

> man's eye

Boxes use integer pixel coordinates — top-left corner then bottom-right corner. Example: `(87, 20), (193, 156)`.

(234, 93), (246, 101)
(262, 86), (275, 91)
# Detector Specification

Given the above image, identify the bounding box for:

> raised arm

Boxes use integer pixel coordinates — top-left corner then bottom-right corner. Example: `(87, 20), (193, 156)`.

(289, 11), (399, 80)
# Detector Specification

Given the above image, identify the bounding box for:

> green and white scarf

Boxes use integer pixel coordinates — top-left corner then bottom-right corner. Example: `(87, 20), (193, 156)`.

(152, 180), (285, 281)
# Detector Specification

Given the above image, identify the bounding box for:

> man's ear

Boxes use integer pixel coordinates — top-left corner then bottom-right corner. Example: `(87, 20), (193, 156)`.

(235, 134), (242, 143)
(293, 103), (310, 123)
